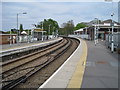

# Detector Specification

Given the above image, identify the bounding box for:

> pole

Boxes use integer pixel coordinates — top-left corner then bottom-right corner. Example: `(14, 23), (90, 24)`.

(97, 19), (99, 43)
(111, 13), (114, 53)
(10, 29), (12, 46)
(32, 29), (34, 42)
(86, 27), (87, 35)
(42, 22), (43, 41)
(16, 12), (27, 45)
(49, 25), (51, 39)
(17, 13), (19, 45)
(53, 26), (54, 38)
(28, 29), (29, 43)
(111, 1), (114, 53)
(94, 25), (97, 46)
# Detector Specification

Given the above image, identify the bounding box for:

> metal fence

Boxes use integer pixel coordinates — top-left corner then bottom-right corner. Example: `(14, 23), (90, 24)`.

(106, 33), (120, 50)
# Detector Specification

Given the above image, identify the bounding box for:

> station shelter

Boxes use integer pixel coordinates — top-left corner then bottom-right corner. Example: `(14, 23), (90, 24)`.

(32, 28), (46, 41)
(74, 28), (88, 35)
(74, 27), (89, 39)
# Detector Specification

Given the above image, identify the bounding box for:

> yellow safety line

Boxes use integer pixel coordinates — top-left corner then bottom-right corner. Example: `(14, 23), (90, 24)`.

(67, 39), (87, 88)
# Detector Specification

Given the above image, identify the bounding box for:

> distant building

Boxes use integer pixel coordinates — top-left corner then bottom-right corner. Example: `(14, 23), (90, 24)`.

(74, 19), (120, 40)
(0, 34), (17, 45)
(0, 31), (5, 34)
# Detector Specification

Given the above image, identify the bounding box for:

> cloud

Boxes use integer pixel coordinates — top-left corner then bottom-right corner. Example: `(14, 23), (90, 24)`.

(2, 2), (118, 31)
(2, 0), (120, 2)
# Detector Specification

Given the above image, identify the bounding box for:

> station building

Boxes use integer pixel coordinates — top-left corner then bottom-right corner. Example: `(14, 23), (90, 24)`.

(89, 19), (120, 40)
(74, 19), (120, 40)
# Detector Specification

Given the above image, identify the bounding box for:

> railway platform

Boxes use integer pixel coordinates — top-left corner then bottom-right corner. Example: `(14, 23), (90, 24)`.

(38, 38), (119, 89)
(0, 37), (62, 57)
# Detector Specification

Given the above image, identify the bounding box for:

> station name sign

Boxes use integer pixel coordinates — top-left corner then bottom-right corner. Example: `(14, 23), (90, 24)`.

(34, 29), (44, 32)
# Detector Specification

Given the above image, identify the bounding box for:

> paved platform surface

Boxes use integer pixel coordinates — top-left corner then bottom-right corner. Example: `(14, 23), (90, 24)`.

(81, 40), (119, 88)
(38, 38), (119, 89)
(0, 38), (62, 53)
(38, 38), (87, 89)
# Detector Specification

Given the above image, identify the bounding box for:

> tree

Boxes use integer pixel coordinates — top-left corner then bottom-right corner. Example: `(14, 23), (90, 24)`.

(19, 24), (23, 34)
(60, 20), (74, 35)
(36, 18), (59, 35)
(74, 23), (88, 30)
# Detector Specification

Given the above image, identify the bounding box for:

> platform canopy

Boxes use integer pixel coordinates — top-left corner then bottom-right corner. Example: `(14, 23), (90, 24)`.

(34, 28), (44, 32)
(74, 28), (84, 32)
(21, 31), (27, 35)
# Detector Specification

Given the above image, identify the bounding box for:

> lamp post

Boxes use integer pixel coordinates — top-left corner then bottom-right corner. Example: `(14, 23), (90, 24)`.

(52, 26), (55, 38)
(42, 22), (44, 41)
(10, 29), (12, 47)
(94, 18), (98, 46)
(28, 29), (30, 43)
(111, 13), (114, 53)
(94, 24), (97, 46)
(49, 24), (51, 39)
(95, 18), (99, 44)
(104, 0), (114, 53)
(17, 12), (27, 45)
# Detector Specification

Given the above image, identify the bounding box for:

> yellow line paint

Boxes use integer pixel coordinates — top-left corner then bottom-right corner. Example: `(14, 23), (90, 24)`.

(67, 39), (87, 88)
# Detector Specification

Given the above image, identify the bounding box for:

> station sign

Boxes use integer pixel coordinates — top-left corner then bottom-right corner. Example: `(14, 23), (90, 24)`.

(34, 29), (44, 32)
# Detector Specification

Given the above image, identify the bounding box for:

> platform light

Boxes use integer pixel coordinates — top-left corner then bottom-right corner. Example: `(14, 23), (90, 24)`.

(16, 12), (27, 45)
(104, 0), (114, 53)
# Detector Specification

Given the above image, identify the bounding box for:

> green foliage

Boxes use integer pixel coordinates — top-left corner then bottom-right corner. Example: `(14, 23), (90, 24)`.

(5, 31), (17, 34)
(19, 24), (23, 34)
(74, 23), (88, 30)
(36, 18), (59, 35)
(60, 20), (74, 35)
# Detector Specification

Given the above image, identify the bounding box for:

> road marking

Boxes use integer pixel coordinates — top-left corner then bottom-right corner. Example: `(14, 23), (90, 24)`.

(67, 39), (87, 88)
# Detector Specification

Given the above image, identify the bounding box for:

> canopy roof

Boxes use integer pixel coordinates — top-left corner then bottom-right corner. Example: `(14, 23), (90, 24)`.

(21, 31), (27, 35)
(74, 28), (84, 32)
(34, 28), (44, 32)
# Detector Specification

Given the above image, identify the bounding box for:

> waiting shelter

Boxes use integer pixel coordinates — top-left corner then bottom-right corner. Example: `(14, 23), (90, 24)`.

(32, 28), (46, 41)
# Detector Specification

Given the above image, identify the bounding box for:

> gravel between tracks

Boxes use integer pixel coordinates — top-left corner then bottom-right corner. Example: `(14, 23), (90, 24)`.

(14, 38), (79, 89)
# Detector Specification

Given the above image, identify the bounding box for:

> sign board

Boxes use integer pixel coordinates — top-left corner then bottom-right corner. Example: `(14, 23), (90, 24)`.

(34, 29), (44, 32)
(110, 23), (114, 27)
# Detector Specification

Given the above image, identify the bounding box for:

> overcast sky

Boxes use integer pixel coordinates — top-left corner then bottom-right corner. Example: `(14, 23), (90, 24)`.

(2, 1), (119, 31)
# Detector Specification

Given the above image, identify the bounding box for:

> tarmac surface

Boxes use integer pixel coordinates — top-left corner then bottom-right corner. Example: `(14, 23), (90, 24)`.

(81, 40), (119, 88)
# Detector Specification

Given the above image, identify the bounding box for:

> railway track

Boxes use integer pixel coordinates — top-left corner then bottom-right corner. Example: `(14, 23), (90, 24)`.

(1, 37), (79, 90)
